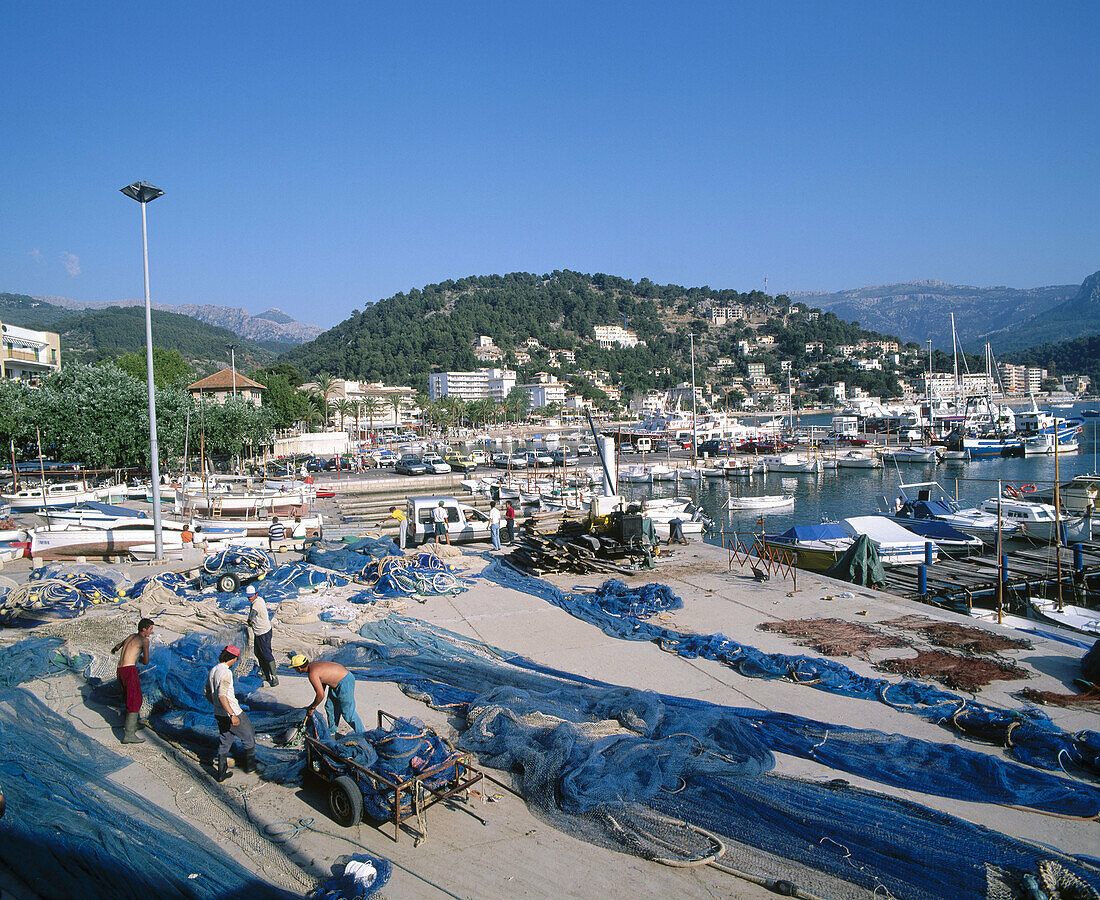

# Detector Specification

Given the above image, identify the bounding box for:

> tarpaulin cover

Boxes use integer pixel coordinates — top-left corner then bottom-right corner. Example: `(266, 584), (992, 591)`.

(823, 533), (888, 587)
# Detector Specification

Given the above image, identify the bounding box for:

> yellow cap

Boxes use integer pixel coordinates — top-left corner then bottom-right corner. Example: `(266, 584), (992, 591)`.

(290, 654), (308, 668)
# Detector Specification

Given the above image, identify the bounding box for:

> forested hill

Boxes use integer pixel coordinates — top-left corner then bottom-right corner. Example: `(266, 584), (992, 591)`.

(279, 270), (896, 396)
(43, 306), (278, 372)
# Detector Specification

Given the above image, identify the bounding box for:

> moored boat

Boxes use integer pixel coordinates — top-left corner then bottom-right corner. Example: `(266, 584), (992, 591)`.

(727, 494), (794, 510)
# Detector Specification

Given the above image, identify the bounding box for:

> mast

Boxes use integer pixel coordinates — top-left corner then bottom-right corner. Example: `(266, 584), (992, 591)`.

(926, 338), (934, 443)
(996, 480), (1003, 625)
(690, 332), (698, 465)
(1054, 417), (1063, 611)
(950, 313), (960, 414)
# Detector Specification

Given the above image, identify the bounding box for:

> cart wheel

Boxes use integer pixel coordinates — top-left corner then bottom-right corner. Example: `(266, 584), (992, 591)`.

(217, 574), (241, 594)
(329, 775), (363, 827)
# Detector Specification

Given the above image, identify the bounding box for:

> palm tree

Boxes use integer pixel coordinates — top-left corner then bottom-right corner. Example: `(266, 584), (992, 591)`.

(440, 396), (465, 434)
(414, 393), (431, 431)
(361, 397), (381, 437)
(387, 394), (403, 429)
(313, 374), (338, 430)
(305, 392), (328, 432)
(335, 398), (355, 432)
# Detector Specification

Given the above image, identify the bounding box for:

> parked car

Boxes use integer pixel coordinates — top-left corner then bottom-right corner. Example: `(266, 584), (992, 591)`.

(421, 455), (452, 474)
(619, 443), (636, 454)
(575, 442), (595, 456)
(549, 448), (578, 466)
(468, 450), (489, 465)
(697, 439), (733, 455)
(653, 439), (670, 452)
(524, 450), (554, 467)
(394, 455), (430, 476)
(740, 439), (794, 454)
(407, 495), (492, 545)
(446, 454), (478, 473)
(679, 438), (694, 450)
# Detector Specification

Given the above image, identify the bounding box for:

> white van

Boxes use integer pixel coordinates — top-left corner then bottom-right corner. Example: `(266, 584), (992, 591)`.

(407, 495), (492, 545)
(635, 437), (652, 453)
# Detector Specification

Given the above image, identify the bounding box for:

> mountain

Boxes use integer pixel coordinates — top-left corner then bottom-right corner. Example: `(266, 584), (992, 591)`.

(0, 292), (81, 327)
(985, 271), (1100, 353)
(790, 280), (1078, 352)
(30, 295), (322, 346)
(278, 270), (895, 397)
(44, 306), (277, 371)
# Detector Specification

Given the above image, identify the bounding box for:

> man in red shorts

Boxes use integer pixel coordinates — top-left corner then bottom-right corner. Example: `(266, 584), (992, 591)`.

(111, 618), (154, 744)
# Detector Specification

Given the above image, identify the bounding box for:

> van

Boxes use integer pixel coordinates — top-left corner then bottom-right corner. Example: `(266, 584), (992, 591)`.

(407, 495), (492, 545)
(635, 437), (652, 453)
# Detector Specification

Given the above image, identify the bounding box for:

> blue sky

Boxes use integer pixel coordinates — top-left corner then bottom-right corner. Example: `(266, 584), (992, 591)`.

(2, 1), (1097, 328)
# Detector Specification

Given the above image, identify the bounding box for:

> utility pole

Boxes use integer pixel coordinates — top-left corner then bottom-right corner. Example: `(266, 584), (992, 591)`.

(227, 343), (238, 396)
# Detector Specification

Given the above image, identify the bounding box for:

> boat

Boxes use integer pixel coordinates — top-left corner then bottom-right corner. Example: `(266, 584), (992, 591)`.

(45, 501), (149, 529)
(648, 464), (677, 482)
(641, 497), (692, 512)
(978, 494), (1092, 544)
(864, 508), (983, 557)
(835, 451), (880, 469)
(878, 481), (1017, 544)
(619, 465), (654, 484)
(2, 480), (99, 512)
(761, 523), (853, 571)
(938, 449), (970, 461)
(727, 494), (794, 511)
(837, 516), (939, 566)
(0, 528), (29, 560)
(880, 446), (939, 463)
(760, 453), (820, 474)
(29, 520), (251, 560)
(1022, 432), (1080, 456)
(1081, 409), (1100, 418)
(1027, 598), (1100, 637)
(175, 485), (308, 519)
(648, 518), (706, 541)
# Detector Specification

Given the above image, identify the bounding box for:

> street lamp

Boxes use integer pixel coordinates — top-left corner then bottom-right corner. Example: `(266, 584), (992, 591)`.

(227, 343), (238, 396)
(120, 181), (166, 560)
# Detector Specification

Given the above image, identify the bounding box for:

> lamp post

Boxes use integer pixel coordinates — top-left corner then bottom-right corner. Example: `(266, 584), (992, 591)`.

(120, 181), (165, 560)
(227, 343), (238, 396)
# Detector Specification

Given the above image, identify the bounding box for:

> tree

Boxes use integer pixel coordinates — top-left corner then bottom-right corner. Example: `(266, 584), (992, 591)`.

(361, 396), (381, 435)
(334, 398), (355, 431)
(116, 347), (193, 388)
(256, 372), (310, 431)
(504, 386), (531, 423)
(313, 374), (338, 429)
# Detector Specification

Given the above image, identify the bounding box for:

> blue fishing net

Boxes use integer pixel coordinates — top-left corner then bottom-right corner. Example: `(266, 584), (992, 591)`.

(0, 687), (299, 899)
(0, 636), (91, 686)
(484, 562), (1100, 779)
(309, 615), (1100, 899)
(129, 570), (193, 599)
(304, 539), (398, 577)
(309, 853), (391, 900)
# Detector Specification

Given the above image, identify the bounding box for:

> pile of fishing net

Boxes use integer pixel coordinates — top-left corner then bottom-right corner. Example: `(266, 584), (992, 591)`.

(304, 538), (400, 577)
(484, 562), (1100, 778)
(319, 615), (1100, 900)
(311, 713), (461, 821)
(582, 579), (682, 619)
(129, 570), (193, 600)
(309, 854), (390, 900)
(0, 564), (132, 623)
(199, 545), (275, 581)
(0, 636), (91, 687)
(361, 552), (466, 600)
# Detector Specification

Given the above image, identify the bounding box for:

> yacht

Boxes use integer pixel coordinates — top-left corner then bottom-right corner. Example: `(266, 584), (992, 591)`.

(978, 494), (1091, 544)
(878, 481), (1016, 544)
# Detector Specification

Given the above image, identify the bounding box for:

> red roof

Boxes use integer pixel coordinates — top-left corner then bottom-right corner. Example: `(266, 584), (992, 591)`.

(187, 368), (266, 392)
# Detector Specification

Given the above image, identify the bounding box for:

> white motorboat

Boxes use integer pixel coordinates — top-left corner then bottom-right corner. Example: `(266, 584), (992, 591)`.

(978, 494), (1091, 544)
(835, 451), (881, 469)
(727, 494), (795, 510)
(175, 487), (307, 519)
(761, 453), (820, 474)
(29, 519), (250, 560)
(45, 501), (150, 529)
(839, 516), (939, 566)
(649, 518), (706, 541)
(641, 497), (692, 512)
(880, 446), (939, 463)
(1022, 432), (1080, 456)
(700, 466), (727, 478)
(719, 458), (757, 477)
(648, 464), (677, 482)
(882, 481), (1017, 544)
(0, 528), (29, 560)
(619, 465), (653, 484)
(2, 480), (98, 512)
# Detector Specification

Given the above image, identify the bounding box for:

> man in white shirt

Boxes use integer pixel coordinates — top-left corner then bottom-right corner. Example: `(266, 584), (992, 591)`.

(245, 584), (278, 686)
(208, 645), (256, 782)
(431, 500), (449, 545)
(488, 501), (501, 551)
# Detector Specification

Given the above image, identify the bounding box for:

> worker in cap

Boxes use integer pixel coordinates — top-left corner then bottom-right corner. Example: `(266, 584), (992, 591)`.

(244, 583), (278, 686)
(376, 505), (408, 551)
(431, 499), (450, 544)
(207, 644), (256, 782)
(290, 654), (364, 734)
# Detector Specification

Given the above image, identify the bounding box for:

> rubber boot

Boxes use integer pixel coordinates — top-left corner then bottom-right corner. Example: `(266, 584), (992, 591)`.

(121, 712), (144, 743)
(260, 659), (279, 687)
(216, 755), (232, 783)
(241, 748), (256, 774)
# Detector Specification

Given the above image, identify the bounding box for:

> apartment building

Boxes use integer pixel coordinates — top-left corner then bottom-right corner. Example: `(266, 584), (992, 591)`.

(1, 321), (61, 382)
(428, 368), (517, 402)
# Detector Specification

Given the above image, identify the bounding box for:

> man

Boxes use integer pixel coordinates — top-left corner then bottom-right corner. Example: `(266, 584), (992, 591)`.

(245, 584), (278, 686)
(181, 523), (193, 544)
(431, 500), (449, 545)
(504, 500), (516, 544)
(268, 516), (287, 551)
(290, 654), (364, 734)
(208, 645), (255, 782)
(488, 500), (501, 551)
(291, 515), (308, 550)
(376, 505), (408, 551)
(111, 618), (154, 744)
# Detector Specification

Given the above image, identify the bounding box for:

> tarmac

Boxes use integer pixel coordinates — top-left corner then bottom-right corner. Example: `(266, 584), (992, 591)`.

(0, 530), (1096, 899)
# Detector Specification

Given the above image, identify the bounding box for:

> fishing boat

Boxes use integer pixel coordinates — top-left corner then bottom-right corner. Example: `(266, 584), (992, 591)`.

(877, 481), (1016, 544)
(837, 516), (938, 566)
(727, 494), (794, 510)
(1081, 409), (1100, 418)
(0, 528), (29, 560)
(835, 451), (880, 469)
(648, 518), (706, 541)
(761, 523), (853, 571)
(760, 453), (820, 474)
(648, 464), (677, 482)
(978, 493), (1091, 544)
(29, 520), (246, 560)
(2, 480), (99, 512)
(45, 501), (150, 529)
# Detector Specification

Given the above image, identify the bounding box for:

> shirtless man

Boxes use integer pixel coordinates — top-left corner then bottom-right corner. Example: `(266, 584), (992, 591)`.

(290, 655), (364, 734)
(111, 618), (153, 744)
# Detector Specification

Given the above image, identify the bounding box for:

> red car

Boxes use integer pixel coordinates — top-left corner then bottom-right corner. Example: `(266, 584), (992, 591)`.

(840, 437), (870, 446)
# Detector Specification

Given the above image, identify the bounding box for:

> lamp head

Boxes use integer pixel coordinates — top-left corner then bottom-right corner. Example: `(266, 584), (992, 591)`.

(120, 182), (164, 204)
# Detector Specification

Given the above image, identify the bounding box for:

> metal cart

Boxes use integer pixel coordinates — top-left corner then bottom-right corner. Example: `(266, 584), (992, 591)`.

(304, 709), (485, 842)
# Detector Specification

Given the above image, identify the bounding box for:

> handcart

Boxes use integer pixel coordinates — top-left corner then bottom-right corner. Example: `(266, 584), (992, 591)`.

(304, 709), (485, 842)
(185, 547), (274, 594)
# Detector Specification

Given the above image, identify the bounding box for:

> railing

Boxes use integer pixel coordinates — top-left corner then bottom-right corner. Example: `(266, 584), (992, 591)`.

(715, 529), (798, 590)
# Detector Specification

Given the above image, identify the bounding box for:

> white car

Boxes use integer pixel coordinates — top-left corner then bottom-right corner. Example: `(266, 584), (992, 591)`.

(469, 450), (489, 465)
(525, 451), (554, 467)
(421, 455), (452, 474)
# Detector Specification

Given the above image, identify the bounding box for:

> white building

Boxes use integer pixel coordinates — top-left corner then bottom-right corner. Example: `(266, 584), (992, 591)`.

(593, 325), (643, 349)
(1, 321), (61, 382)
(709, 305), (746, 324)
(428, 368), (516, 402)
(524, 380), (568, 409)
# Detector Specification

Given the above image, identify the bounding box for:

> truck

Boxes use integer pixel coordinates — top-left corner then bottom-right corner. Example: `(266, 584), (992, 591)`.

(407, 495), (493, 545)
